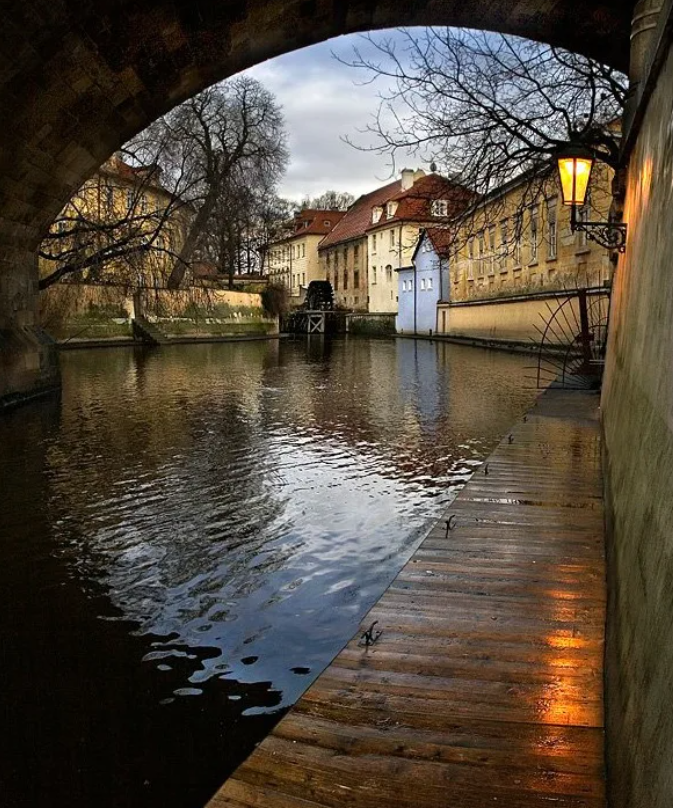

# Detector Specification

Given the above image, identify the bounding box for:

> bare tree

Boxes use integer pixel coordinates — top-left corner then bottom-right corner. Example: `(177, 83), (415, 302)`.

(135, 77), (288, 289)
(345, 29), (625, 185)
(342, 28), (627, 241)
(40, 77), (288, 293)
(300, 190), (355, 211)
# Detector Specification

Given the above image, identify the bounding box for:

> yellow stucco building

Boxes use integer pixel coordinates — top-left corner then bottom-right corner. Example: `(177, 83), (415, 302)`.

(39, 155), (188, 289)
(267, 209), (345, 299)
(446, 162), (613, 303)
(434, 161), (615, 342)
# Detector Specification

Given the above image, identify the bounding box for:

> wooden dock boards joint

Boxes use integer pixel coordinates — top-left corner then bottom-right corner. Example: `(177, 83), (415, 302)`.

(207, 388), (606, 808)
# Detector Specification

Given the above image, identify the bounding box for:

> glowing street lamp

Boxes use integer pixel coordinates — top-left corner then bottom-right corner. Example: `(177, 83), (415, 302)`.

(557, 145), (594, 207)
(555, 144), (627, 252)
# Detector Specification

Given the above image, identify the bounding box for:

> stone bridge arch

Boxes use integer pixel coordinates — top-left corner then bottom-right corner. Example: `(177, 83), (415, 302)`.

(0, 0), (635, 402)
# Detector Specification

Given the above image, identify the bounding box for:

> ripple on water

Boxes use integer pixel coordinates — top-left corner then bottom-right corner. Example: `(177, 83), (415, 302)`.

(0, 338), (538, 808)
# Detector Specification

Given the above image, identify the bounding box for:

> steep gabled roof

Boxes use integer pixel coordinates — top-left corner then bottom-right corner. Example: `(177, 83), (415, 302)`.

(367, 174), (476, 230)
(412, 227), (456, 264)
(272, 209), (345, 244)
(318, 180), (401, 250)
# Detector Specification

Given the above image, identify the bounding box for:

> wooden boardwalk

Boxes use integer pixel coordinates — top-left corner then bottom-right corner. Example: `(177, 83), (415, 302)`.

(207, 388), (606, 808)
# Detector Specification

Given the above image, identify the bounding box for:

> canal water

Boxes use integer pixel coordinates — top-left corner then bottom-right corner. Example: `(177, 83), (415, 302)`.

(0, 337), (537, 808)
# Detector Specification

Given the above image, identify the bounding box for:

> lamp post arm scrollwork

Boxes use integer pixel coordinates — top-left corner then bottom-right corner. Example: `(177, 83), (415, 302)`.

(570, 205), (628, 253)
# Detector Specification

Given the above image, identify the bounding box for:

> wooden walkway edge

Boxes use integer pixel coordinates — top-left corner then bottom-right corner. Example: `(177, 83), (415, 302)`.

(207, 388), (606, 808)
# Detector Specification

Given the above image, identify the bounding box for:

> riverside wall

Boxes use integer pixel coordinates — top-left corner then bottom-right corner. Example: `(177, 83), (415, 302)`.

(601, 4), (673, 808)
(40, 284), (277, 344)
(436, 289), (608, 347)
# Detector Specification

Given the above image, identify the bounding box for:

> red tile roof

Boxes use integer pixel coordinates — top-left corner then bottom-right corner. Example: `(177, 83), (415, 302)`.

(318, 180), (402, 250)
(274, 209), (346, 243)
(425, 226), (457, 258)
(366, 174), (475, 230)
(318, 174), (474, 250)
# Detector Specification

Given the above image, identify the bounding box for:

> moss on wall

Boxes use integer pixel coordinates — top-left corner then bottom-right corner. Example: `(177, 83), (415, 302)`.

(348, 315), (396, 336)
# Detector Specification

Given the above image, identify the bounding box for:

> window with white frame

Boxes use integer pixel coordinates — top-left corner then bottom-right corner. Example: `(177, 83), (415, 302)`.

(421, 278), (426, 291)
(386, 202), (397, 218)
(372, 207), (382, 224)
(390, 229), (395, 247)
(431, 199), (449, 217)
(372, 233), (377, 253)
(409, 278), (413, 291)
(488, 226), (496, 275)
(547, 199), (557, 259)
(403, 280), (407, 291)
(385, 265), (393, 282)
(427, 277), (433, 291)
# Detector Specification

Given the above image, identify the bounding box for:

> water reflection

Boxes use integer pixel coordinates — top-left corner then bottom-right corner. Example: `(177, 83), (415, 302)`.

(0, 338), (536, 808)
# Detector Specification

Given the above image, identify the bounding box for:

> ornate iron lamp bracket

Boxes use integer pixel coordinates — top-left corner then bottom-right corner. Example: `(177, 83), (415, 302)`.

(571, 206), (628, 253)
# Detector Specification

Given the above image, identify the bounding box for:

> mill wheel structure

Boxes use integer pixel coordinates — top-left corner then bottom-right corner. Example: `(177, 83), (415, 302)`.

(303, 281), (334, 311)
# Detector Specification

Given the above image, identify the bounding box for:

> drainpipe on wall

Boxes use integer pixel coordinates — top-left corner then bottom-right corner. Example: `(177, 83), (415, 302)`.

(414, 263), (418, 334)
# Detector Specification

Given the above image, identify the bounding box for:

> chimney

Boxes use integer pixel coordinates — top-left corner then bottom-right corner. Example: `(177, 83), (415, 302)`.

(400, 168), (415, 190)
(401, 168), (427, 190)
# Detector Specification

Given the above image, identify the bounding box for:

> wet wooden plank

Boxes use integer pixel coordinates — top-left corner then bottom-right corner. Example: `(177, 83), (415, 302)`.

(206, 388), (606, 808)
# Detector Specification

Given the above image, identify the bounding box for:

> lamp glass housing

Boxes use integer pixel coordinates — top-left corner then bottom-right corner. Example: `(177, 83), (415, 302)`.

(556, 147), (594, 207)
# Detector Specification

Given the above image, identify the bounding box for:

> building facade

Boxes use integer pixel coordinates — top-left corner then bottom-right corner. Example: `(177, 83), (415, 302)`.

(446, 163), (613, 305)
(367, 170), (472, 314)
(266, 209), (344, 298)
(39, 155), (189, 289)
(320, 169), (471, 312)
(436, 162), (615, 341)
(319, 181), (399, 311)
(397, 229), (452, 334)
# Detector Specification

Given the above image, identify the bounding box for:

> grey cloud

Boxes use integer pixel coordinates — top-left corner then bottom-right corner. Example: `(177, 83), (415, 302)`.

(242, 35), (422, 202)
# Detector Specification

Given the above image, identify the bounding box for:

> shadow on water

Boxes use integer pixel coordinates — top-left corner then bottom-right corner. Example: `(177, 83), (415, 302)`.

(0, 338), (537, 808)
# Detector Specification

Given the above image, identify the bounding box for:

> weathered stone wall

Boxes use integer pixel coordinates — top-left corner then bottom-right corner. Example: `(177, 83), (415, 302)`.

(601, 15), (673, 808)
(39, 283), (277, 342)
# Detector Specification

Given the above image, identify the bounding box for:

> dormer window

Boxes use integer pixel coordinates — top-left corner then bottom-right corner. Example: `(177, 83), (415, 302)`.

(386, 201), (397, 219)
(372, 207), (382, 224)
(324, 220), (332, 228)
(431, 199), (449, 217)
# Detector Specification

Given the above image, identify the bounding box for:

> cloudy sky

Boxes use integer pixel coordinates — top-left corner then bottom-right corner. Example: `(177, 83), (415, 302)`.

(241, 31), (422, 203)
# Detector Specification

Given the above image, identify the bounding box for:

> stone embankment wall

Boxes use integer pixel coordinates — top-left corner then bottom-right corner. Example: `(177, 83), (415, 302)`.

(40, 284), (277, 343)
(346, 312), (396, 336)
(436, 289), (607, 346)
(601, 4), (673, 808)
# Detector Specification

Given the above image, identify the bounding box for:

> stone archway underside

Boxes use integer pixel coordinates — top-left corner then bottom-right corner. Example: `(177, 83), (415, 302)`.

(1, 0), (633, 249)
(0, 0), (635, 402)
